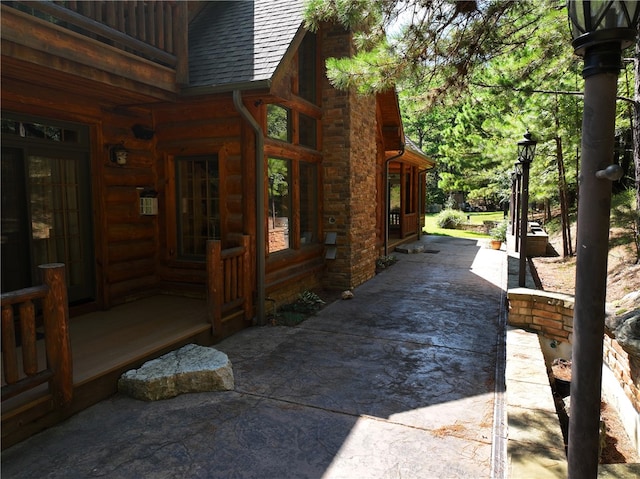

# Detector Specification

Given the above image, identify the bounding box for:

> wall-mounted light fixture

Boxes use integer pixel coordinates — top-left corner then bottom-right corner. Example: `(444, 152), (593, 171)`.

(131, 124), (155, 140)
(137, 187), (158, 216)
(109, 143), (128, 165)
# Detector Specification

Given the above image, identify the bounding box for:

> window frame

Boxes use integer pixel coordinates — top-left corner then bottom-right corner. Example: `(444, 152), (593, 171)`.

(266, 154), (320, 256)
(174, 154), (221, 260)
(165, 147), (227, 264)
(262, 30), (322, 258)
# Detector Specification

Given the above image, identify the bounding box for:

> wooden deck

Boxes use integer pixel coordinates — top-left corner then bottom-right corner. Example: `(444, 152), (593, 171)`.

(2, 295), (213, 449)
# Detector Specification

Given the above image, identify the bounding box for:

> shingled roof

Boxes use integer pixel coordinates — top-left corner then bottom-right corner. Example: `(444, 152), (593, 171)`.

(187, 0), (306, 93)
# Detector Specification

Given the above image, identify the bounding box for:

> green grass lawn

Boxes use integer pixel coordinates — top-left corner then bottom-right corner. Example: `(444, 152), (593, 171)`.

(423, 211), (505, 239)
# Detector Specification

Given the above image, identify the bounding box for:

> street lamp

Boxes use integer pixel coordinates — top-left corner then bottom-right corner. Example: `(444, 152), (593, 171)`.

(517, 132), (536, 287)
(509, 170), (518, 237)
(567, 2), (639, 478)
(513, 163), (523, 241)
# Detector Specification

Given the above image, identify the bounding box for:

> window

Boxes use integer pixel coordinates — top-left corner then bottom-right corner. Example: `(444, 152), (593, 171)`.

(176, 155), (220, 258)
(298, 33), (317, 103)
(299, 113), (317, 149)
(405, 168), (416, 214)
(266, 102), (318, 148)
(267, 158), (319, 254)
(263, 31), (320, 255)
(1, 118), (81, 143)
(1, 115), (94, 303)
(267, 105), (291, 142)
(268, 158), (291, 253)
(266, 31), (319, 147)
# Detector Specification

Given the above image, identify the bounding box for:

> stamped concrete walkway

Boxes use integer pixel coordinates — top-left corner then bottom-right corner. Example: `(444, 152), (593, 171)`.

(2, 236), (509, 478)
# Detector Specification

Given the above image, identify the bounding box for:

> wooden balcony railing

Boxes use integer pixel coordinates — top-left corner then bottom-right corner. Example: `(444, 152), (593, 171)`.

(5, 0), (188, 82)
(1, 264), (72, 409)
(206, 236), (252, 335)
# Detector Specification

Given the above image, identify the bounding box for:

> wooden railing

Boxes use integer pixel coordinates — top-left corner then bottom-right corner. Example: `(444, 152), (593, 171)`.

(5, 0), (188, 80)
(1, 264), (72, 409)
(402, 212), (417, 237)
(206, 236), (252, 334)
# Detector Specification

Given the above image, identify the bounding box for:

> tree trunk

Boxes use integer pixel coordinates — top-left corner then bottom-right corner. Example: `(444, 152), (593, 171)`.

(634, 35), (640, 263)
(556, 136), (572, 257)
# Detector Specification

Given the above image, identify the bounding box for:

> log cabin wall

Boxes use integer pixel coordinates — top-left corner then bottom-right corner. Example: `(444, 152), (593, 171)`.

(152, 96), (248, 296)
(152, 92), (325, 312)
(101, 107), (159, 305)
(0, 77), (163, 309)
(2, 5), (416, 319)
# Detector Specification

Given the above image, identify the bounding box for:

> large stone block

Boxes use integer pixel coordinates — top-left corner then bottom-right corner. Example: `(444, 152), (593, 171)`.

(118, 344), (234, 401)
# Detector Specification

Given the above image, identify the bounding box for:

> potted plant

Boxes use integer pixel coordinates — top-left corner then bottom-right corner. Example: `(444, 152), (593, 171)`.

(490, 220), (507, 250)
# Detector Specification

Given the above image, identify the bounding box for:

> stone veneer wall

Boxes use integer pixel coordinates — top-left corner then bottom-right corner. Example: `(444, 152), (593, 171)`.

(320, 23), (377, 290)
(603, 334), (640, 412)
(507, 289), (575, 344)
(507, 287), (640, 453)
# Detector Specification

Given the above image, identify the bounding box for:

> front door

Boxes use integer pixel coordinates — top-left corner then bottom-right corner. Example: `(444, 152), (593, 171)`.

(1, 116), (95, 304)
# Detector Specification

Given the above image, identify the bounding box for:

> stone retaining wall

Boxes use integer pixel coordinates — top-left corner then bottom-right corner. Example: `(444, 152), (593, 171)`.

(507, 288), (574, 343)
(507, 287), (640, 454)
(603, 334), (640, 412)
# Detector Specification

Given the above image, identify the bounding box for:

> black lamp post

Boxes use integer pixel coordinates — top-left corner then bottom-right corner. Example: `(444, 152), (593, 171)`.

(509, 170), (518, 236)
(513, 163), (522, 242)
(567, 2), (639, 478)
(517, 132), (536, 287)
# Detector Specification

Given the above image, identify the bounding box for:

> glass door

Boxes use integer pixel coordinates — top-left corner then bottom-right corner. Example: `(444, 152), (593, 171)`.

(1, 117), (94, 304)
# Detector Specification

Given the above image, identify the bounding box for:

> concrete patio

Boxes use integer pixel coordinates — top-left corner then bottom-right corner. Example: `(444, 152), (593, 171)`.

(4, 234), (632, 478)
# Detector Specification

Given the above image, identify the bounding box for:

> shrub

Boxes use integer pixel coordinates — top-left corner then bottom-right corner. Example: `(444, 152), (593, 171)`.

(490, 220), (508, 242)
(376, 255), (398, 270)
(436, 209), (467, 229)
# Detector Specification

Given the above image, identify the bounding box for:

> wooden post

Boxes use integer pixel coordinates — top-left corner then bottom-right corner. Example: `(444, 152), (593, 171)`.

(206, 240), (223, 333)
(1, 305), (18, 384)
(20, 300), (38, 376)
(173, 1), (189, 86)
(40, 264), (73, 408)
(241, 235), (252, 322)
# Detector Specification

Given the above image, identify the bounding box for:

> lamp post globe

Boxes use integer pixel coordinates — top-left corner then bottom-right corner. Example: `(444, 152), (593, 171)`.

(568, 1), (639, 54)
(517, 131), (537, 164)
(566, 2), (639, 478)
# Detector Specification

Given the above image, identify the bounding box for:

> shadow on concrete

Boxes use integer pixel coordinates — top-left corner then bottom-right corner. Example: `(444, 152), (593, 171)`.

(1, 236), (507, 479)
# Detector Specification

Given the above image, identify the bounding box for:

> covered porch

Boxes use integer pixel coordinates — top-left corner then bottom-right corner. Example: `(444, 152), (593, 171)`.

(2, 295), (213, 448)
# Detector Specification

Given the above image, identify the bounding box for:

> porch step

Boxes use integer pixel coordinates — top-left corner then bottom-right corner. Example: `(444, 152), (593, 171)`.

(395, 244), (426, 254)
(117, 344), (234, 401)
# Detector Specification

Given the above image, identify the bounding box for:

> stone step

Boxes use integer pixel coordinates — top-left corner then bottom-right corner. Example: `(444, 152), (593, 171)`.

(394, 244), (425, 254)
(118, 343), (234, 401)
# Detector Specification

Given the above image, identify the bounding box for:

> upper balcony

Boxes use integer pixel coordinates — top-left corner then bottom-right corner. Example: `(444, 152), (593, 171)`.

(1, 1), (191, 103)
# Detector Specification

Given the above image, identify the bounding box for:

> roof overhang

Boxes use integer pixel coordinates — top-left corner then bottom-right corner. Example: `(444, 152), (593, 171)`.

(377, 89), (434, 170)
(377, 89), (405, 152)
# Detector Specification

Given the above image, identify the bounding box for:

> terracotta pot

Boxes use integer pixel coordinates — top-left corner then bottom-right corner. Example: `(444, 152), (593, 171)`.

(490, 240), (502, 250)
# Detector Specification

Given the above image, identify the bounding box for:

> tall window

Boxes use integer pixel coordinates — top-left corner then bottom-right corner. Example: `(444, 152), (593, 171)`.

(264, 31), (320, 255)
(176, 155), (219, 258)
(298, 33), (317, 103)
(267, 158), (318, 254)
(268, 158), (291, 253)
